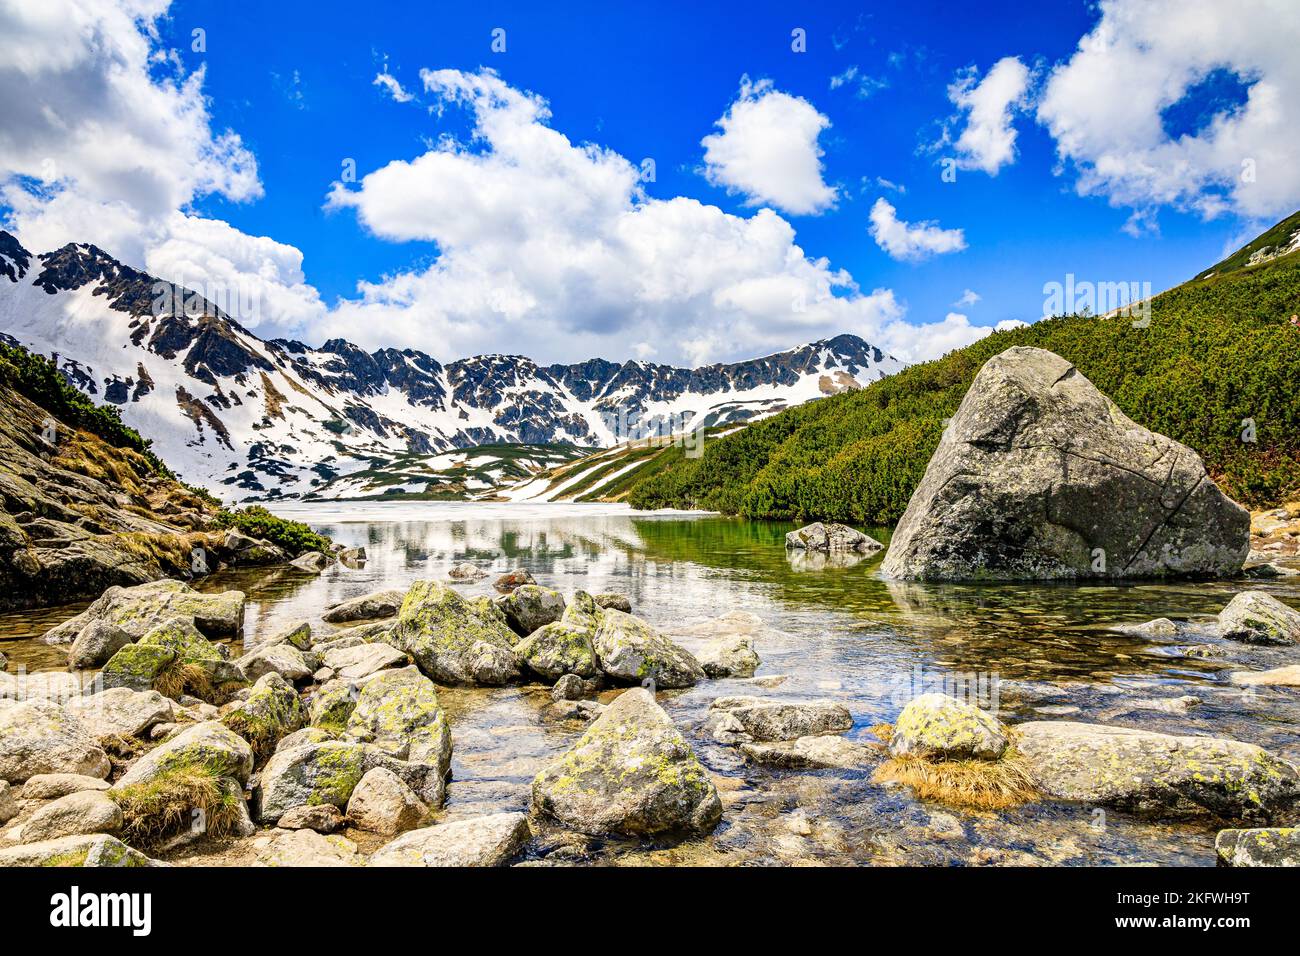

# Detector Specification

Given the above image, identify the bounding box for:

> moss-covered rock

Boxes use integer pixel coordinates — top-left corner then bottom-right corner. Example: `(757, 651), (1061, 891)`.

(114, 720), (254, 789)
(1218, 591), (1300, 645)
(705, 696), (853, 743)
(1016, 721), (1300, 823)
(0, 833), (156, 867)
(592, 610), (705, 689)
(391, 580), (521, 686)
(1215, 827), (1300, 866)
(100, 643), (176, 693)
(221, 672), (307, 759)
(309, 682), (359, 732)
(344, 667), (450, 770)
(496, 584), (566, 637)
(42, 579), (246, 644)
(890, 693), (1009, 760)
(515, 621), (599, 680)
(531, 687), (721, 837)
(137, 616), (224, 664)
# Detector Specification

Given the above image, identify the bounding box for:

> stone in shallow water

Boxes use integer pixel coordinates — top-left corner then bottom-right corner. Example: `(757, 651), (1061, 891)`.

(1217, 591), (1300, 645)
(741, 735), (877, 770)
(880, 347), (1249, 581)
(532, 688), (721, 838)
(785, 522), (882, 553)
(391, 580), (521, 686)
(708, 696), (853, 743)
(1016, 721), (1300, 823)
(1215, 827), (1300, 866)
(321, 588), (406, 624)
(447, 562), (487, 581)
(496, 584), (566, 637)
(369, 812), (530, 867)
(42, 579), (245, 644)
(493, 568), (536, 592)
(1231, 665), (1300, 687)
(889, 693), (1008, 760)
(592, 609), (705, 689)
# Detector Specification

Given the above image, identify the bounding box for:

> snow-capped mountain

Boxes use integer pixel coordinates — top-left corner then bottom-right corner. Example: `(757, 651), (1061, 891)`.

(0, 232), (903, 501)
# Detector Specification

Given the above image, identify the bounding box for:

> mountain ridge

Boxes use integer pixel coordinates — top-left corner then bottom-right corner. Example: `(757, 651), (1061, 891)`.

(0, 231), (901, 501)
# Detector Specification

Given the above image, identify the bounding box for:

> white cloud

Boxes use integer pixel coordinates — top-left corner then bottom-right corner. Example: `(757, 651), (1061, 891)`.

(1036, 0), (1300, 219)
(829, 65), (888, 99)
(700, 77), (838, 216)
(868, 198), (967, 262)
(953, 288), (981, 307)
(881, 313), (998, 363)
(945, 56), (1031, 175)
(374, 71), (414, 103)
(0, 0), (318, 339)
(0, 0), (260, 260)
(324, 69), (986, 365)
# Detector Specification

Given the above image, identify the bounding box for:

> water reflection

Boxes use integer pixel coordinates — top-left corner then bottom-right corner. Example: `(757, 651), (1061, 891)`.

(2, 501), (1298, 866)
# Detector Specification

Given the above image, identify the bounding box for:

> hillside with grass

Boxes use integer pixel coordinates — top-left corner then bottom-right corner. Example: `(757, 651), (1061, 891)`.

(627, 212), (1300, 524)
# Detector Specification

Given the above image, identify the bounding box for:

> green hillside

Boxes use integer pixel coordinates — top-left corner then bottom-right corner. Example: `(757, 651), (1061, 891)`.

(627, 212), (1300, 523)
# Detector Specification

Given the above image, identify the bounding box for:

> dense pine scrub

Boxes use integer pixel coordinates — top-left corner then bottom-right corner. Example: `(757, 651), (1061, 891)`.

(0, 338), (172, 477)
(628, 238), (1300, 524)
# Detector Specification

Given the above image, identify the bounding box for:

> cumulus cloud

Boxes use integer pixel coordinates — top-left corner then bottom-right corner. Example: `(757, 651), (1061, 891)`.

(0, 0), (324, 337)
(868, 198), (967, 262)
(954, 288), (981, 307)
(880, 312), (1006, 363)
(945, 56), (1031, 175)
(1036, 0), (1300, 219)
(323, 69), (992, 365)
(700, 77), (838, 215)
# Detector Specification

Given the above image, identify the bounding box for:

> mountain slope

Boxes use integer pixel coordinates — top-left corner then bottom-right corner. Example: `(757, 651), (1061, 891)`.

(0, 231), (901, 502)
(628, 211), (1300, 521)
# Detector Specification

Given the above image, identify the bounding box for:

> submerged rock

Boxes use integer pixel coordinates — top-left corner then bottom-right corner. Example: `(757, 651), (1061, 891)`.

(1015, 721), (1300, 823)
(531, 688), (721, 837)
(321, 588), (406, 624)
(707, 696), (853, 743)
(592, 609), (705, 689)
(391, 580), (521, 686)
(369, 812), (530, 867)
(741, 735), (877, 770)
(890, 693), (1009, 760)
(1215, 827), (1300, 866)
(785, 522), (882, 553)
(1231, 665), (1300, 687)
(880, 347), (1249, 581)
(1217, 591), (1300, 645)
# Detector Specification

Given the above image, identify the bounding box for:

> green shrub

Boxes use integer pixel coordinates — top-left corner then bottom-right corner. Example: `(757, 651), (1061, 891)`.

(213, 505), (331, 557)
(629, 241), (1300, 522)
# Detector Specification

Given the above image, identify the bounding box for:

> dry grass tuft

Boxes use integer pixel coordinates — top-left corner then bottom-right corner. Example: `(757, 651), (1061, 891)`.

(872, 752), (1039, 811)
(154, 661), (212, 701)
(869, 722), (894, 745)
(111, 767), (244, 848)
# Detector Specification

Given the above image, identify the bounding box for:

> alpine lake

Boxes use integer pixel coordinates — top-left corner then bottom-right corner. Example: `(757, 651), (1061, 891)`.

(3, 501), (1298, 867)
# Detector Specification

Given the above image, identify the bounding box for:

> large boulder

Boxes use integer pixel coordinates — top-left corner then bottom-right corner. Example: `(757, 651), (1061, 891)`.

(496, 585), (566, 637)
(42, 580), (246, 644)
(235, 642), (313, 683)
(880, 347), (1249, 580)
(0, 699), (110, 783)
(20, 790), (123, 842)
(531, 688), (721, 837)
(592, 609), (705, 689)
(321, 642), (407, 680)
(1217, 591), (1300, 645)
(785, 522), (882, 553)
(114, 721), (254, 789)
(0, 833), (156, 867)
(390, 580), (521, 685)
(1016, 721), (1300, 823)
(63, 688), (174, 740)
(1215, 827), (1300, 867)
(321, 588), (406, 624)
(889, 693), (1009, 760)
(369, 812), (530, 867)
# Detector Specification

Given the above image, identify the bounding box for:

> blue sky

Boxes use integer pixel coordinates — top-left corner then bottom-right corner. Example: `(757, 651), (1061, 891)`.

(2, 0), (1297, 366)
